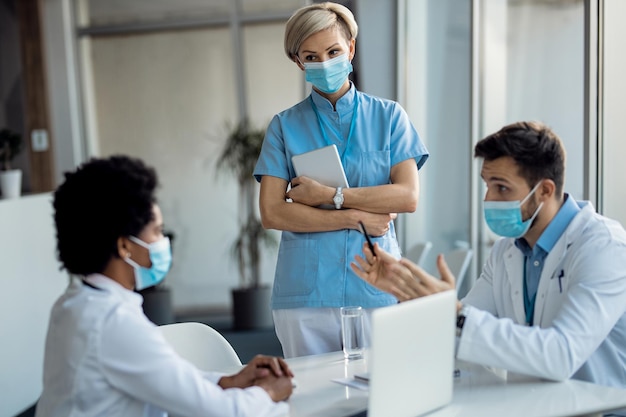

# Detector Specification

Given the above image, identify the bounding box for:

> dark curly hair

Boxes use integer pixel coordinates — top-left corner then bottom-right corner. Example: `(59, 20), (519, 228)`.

(474, 121), (566, 198)
(53, 155), (158, 275)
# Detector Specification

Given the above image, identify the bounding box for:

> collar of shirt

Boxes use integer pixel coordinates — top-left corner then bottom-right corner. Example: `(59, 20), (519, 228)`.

(515, 193), (580, 254)
(84, 273), (144, 307)
(310, 82), (357, 114)
(536, 193), (580, 252)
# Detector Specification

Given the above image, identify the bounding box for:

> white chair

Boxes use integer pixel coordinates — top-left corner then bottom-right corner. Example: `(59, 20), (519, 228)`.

(444, 248), (473, 292)
(158, 322), (242, 372)
(405, 241), (433, 266)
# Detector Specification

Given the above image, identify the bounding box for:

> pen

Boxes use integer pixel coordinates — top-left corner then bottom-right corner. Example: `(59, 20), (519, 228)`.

(558, 270), (564, 293)
(358, 221), (376, 254)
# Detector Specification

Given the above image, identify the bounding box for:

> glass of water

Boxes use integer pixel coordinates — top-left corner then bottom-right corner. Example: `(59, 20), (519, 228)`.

(341, 306), (365, 360)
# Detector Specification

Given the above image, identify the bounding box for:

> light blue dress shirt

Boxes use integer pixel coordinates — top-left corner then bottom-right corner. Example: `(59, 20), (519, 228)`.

(254, 85), (429, 309)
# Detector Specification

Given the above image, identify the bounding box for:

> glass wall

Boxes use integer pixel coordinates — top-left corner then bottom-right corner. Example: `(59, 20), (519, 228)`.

(399, 0), (473, 294)
(400, 0), (586, 293)
(477, 0), (586, 279)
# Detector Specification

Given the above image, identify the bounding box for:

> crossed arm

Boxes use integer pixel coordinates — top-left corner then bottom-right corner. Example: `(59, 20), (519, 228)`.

(258, 159), (419, 236)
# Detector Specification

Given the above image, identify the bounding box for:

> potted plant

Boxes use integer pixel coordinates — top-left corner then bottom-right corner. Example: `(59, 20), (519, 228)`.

(216, 119), (277, 330)
(0, 128), (24, 199)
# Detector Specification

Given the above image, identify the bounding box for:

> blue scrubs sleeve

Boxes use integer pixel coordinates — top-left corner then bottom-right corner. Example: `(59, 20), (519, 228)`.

(254, 115), (290, 183)
(389, 103), (429, 169)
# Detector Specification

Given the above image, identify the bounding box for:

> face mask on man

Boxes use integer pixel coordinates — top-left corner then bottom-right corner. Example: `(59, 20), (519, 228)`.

(124, 236), (172, 290)
(302, 53), (353, 94)
(483, 181), (544, 238)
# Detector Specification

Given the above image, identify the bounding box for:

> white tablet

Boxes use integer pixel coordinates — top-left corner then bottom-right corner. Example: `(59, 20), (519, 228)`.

(291, 144), (350, 188)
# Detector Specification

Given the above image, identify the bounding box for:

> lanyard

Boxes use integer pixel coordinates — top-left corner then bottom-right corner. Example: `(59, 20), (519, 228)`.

(82, 280), (103, 291)
(309, 94), (359, 164)
(522, 259), (536, 326)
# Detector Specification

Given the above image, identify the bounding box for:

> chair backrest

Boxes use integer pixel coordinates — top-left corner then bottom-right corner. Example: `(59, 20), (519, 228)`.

(158, 322), (242, 372)
(405, 241), (433, 266)
(445, 248), (473, 292)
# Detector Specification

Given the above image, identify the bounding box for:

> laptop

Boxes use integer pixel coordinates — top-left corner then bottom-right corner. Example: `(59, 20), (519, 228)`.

(352, 290), (456, 417)
(291, 144), (350, 189)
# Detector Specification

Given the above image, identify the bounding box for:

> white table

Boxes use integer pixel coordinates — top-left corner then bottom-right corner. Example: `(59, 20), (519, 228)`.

(283, 351), (626, 417)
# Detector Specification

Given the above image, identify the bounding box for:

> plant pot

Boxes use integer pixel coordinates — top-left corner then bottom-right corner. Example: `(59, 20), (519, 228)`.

(232, 285), (273, 330)
(0, 169), (22, 199)
(140, 286), (174, 325)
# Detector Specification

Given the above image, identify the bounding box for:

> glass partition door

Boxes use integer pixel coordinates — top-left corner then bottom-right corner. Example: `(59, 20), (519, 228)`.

(399, 0), (587, 294)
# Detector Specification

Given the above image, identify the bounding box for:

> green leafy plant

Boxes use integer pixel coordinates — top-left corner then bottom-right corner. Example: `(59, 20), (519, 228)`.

(0, 128), (23, 171)
(216, 120), (277, 289)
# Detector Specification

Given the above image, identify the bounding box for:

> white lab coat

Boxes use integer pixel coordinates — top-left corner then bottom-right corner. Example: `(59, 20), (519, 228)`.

(458, 201), (626, 388)
(35, 274), (288, 417)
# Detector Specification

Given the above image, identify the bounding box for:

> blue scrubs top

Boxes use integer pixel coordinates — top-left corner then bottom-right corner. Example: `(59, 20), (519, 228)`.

(254, 85), (429, 309)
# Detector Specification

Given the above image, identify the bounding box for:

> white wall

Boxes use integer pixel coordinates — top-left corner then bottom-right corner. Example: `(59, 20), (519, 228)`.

(0, 194), (69, 417)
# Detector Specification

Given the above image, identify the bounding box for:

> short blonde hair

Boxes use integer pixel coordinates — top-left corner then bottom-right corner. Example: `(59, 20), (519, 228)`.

(284, 2), (358, 61)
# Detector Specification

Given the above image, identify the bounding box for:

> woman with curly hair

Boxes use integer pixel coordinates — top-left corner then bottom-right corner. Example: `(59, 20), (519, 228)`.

(36, 155), (293, 417)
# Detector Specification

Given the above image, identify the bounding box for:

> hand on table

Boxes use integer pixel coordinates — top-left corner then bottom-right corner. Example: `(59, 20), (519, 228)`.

(219, 355), (294, 401)
(254, 373), (294, 402)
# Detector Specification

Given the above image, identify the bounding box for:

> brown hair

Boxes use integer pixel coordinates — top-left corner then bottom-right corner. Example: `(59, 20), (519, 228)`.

(474, 121), (566, 198)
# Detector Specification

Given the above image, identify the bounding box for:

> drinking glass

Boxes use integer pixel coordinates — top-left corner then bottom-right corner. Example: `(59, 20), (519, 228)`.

(341, 306), (365, 360)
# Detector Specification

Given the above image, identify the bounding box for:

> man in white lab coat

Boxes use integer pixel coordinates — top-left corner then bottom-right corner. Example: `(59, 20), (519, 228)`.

(352, 121), (626, 393)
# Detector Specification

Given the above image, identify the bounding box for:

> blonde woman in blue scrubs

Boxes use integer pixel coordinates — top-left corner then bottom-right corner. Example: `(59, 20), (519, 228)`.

(253, 2), (429, 358)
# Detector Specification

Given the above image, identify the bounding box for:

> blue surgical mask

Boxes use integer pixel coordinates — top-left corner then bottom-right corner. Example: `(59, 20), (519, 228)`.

(124, 236), (172, 290)
(303, 53), (353, 94)
(484, 182), (544, 238)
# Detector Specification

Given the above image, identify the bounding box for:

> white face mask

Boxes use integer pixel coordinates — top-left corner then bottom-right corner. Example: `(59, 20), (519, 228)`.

(124, 236), (172, 290)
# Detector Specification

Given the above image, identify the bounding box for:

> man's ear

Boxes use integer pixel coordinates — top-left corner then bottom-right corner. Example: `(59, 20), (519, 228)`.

(540, 179), (556, 200)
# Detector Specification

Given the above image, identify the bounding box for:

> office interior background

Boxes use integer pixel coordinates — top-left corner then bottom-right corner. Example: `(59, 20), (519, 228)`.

(1, 0), (625, 415)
